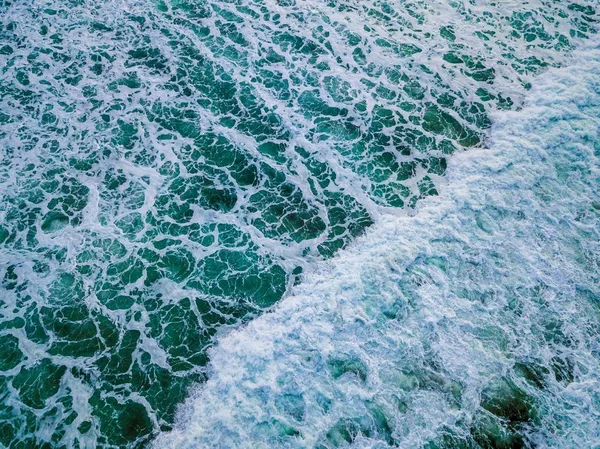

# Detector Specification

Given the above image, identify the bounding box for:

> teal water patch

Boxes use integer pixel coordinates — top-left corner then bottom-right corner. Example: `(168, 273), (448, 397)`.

(0, 0), (598, 447)
(153, 44), (600, 448)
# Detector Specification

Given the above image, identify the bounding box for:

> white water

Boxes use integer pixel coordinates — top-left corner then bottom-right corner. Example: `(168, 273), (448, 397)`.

(153, 43), (600, 448)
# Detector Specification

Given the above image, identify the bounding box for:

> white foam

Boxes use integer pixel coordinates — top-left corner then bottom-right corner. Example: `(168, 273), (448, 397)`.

(153, 43), (600, 448)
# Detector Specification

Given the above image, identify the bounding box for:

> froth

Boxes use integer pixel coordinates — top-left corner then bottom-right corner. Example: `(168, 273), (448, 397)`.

(153, 43), (600, 449)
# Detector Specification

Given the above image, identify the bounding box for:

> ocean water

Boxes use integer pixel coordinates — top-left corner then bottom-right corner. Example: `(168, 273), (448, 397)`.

(153, 41), (600, 448)
(0, 0), (598, 447)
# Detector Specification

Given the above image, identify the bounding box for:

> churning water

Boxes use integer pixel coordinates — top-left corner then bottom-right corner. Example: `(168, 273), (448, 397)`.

(0, 0), (598, 447)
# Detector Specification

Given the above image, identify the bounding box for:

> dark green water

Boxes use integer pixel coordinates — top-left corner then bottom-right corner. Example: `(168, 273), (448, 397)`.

(0, 0), (597, 447)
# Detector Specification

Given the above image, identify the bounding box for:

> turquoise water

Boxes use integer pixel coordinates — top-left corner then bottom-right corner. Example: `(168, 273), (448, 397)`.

(0, 0), (598, 447)
(155, 44), (600, 448)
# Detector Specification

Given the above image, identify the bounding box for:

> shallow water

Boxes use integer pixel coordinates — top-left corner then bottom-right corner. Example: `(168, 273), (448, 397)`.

(0, 0), (598, 447)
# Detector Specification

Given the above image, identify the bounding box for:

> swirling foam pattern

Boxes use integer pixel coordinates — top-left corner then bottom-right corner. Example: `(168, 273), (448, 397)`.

(0, 0), (597, 447)
(154, 43), (600, 449)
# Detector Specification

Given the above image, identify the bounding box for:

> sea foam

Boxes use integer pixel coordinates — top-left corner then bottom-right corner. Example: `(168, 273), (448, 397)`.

(1, 0), (598, 446)
(153, 43), (600, 449)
